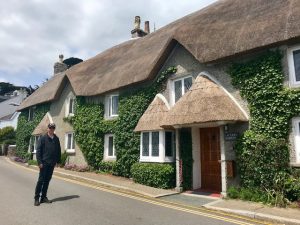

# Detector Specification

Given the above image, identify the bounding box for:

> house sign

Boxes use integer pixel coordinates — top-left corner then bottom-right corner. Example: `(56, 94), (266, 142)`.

(225, 132), (239, 141)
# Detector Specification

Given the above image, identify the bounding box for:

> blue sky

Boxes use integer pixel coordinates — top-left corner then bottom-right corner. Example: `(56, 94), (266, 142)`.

(0, 0), (217, 87)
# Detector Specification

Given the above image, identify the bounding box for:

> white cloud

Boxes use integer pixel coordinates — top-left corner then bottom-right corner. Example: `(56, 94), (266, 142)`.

(0, 0), (217, 87)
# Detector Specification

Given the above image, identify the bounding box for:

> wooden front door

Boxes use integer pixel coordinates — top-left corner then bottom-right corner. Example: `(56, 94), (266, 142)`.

(200, 127), (221, 192)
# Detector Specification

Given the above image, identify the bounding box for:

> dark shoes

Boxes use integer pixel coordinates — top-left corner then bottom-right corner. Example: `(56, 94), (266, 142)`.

(40, 197), (52, 204)
(34, 199), (40, 206)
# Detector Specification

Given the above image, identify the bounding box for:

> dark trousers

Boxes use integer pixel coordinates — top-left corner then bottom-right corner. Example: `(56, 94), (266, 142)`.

(34, 164), (55, 200)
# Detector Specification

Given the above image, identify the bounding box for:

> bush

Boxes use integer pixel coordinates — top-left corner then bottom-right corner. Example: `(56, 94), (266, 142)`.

(227, 186), (269, 204)
(0, 127), (15, 144)
(131, 163), (175, 189)
(60, 151), (68, 167)
(235, 130), (289, 189)
(28, 160), (38, 166)
(99, 161), (116, 173)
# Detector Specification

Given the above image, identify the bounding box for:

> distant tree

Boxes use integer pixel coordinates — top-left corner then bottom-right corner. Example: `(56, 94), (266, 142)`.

(63, 57), (83, 68)
(0, 126), (16, 144)
(0, 82), (15, 95)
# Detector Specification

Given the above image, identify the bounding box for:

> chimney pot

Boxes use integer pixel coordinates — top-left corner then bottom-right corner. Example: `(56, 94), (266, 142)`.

(144, 21), (150, 34)
(134, 16), (141, 29)
(54, 54), (68, 75)
(59, 54), (64, 63)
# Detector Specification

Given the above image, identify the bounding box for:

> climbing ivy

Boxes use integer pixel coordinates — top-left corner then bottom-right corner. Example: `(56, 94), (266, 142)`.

(16, 104), (50, 158)
(72, 67), (177, 176)
(229, 50), (300, 189)
(180, 128), (193, 190)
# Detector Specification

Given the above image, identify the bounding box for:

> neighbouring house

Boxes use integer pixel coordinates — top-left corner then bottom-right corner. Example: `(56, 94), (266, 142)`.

(17, 0), (300, 195)
(0, 90), (27, 129)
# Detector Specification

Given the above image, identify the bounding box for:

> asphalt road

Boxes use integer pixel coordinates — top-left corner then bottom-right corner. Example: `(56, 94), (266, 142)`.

(0, 157), (267, 225)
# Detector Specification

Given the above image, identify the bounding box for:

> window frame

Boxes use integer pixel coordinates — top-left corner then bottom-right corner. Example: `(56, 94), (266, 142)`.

(140, 130), (175, 163)
(28, 107), (35, 121)
(171, 76), (193, 105)
(104, 134), (116, 161)
(288, 45), (300, 87)
(65, 132), (75, 153)
(65, 97), (75, 117)
(293, 118), (300, 163)
(106, 94), (119, 118)
(33, 135), (40, 153)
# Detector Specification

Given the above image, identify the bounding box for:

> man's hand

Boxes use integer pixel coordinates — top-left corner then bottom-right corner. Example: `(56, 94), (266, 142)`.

(39, 164), (43, 169)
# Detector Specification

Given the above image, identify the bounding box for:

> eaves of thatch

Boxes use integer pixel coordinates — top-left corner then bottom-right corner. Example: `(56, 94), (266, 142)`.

(18, 73), (66, 111)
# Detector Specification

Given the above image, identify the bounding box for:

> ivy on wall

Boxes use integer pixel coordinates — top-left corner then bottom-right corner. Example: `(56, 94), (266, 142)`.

(180, 128), (193, 190)
(71, 67), (177, 177)
(16, 104), (50, 158)
(229, 50), (300, 189)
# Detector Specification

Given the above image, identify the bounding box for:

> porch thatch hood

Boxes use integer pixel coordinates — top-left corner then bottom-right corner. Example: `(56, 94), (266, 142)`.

(161, 76), (248, 127)
(32, 113), (51, 135)
(134, 94), (171, 132)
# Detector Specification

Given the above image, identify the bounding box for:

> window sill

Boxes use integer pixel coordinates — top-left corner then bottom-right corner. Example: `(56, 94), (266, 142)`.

(289, 82), (300, 88)
(66, 149), (75, 154)
(290, 163), (300, 168)
(103, 157), (116, 161)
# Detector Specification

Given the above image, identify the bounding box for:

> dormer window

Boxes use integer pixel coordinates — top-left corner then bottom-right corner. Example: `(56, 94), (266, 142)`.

(107, 95), (119, 118)
(288, 45), (300, 87)
(171, 76), (192, 105)
(65, 97), (75, 117)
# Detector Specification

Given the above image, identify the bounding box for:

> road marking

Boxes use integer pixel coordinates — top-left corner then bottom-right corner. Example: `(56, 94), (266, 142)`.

(5, 158), (273, 225)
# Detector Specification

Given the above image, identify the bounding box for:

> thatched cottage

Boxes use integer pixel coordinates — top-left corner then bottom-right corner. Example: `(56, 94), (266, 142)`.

(18, 0), (300, 195)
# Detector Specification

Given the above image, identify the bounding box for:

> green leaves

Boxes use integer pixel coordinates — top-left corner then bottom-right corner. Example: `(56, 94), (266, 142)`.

(131, 163), (175, 189)
(230, 50), (300, 201)
(73, 67), (177, 176)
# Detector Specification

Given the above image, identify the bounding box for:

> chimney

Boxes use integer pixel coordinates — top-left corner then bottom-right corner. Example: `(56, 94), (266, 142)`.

(54, 54), (68, 75)
(131, 16), (147, 38)
(144, 21), (150, 34)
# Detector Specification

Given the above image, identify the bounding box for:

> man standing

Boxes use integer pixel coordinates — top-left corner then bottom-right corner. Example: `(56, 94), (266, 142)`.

(34, 123), (61, 206)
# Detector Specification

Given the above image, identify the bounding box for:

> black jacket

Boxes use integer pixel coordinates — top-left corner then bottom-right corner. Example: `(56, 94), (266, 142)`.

(36, 134), (61, 166)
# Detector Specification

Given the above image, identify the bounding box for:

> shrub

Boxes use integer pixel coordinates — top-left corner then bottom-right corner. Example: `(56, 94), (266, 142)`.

(99, 161), (116, 173)
(0, 127), (15, 144)
(60, 151), (68, 167)
(131, 163), (175, 189)
(28, 160), (38, 166)
(235, 130), (289, 189)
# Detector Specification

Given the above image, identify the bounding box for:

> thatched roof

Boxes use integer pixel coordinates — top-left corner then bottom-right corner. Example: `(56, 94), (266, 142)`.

(67, 0), (300, 96)
(161, 75), (248, 127)
(18, 73), (66, 111)
(20, 0), (300, 107)
(134, 94), (171, 132)
(32, 113), (52, 135)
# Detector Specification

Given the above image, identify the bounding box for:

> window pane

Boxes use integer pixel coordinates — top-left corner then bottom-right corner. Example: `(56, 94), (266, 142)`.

(108, 136), (114, 156)
(293, 50), (300, 82)
(69, 99), (74, 114)
(152, 132), (159, 157)
(174, 80), (182, 103)
(68, 133), (72, 149)
(112, 96), (119, 115)
(184, 77), (193, 93)
(165, 132), (173, 157)
(142, 132), (149, 156)
(72, 134), (75, 149)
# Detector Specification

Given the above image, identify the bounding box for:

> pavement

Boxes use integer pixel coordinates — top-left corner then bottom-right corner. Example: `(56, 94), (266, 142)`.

(6, 157), (300, 225)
